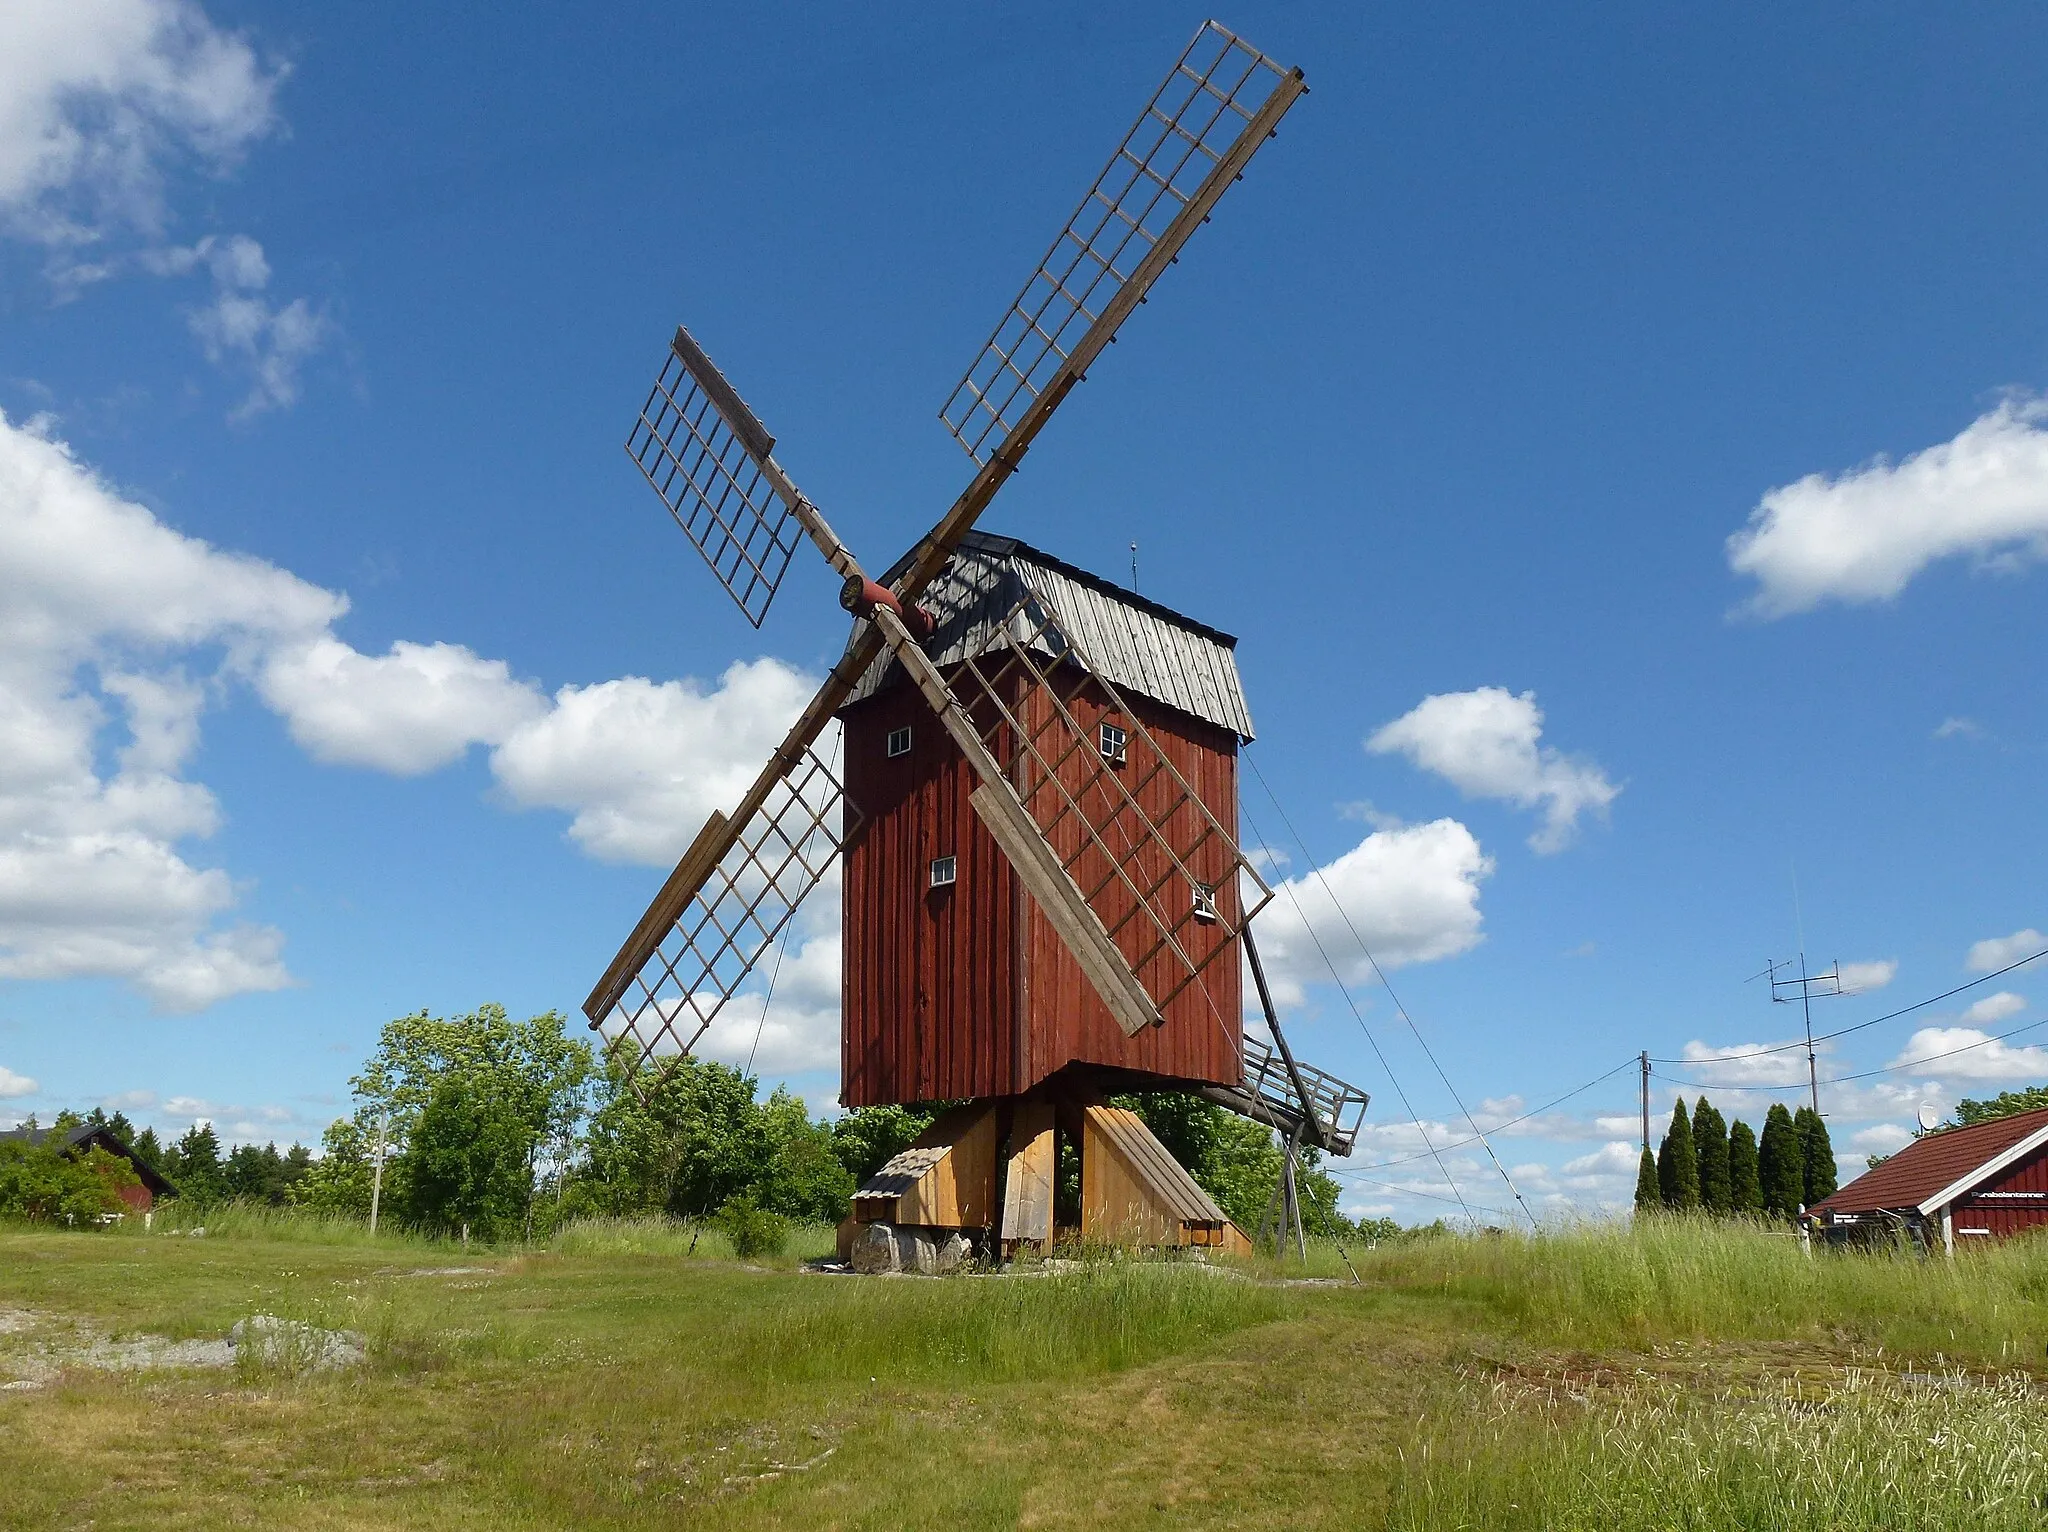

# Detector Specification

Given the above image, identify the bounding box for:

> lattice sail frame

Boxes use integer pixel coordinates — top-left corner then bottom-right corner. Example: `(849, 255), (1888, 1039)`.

(626, 327), (806, 627)
(946, 593), (1273, 1020)
(597, 745), (856, 1095)
(940, 21), (1293, 463)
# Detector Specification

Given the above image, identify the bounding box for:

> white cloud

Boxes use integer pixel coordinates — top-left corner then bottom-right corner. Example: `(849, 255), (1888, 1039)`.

(1850, 1123), (1912, 1156)
(491, 660), (821, 866)
(0, 1065), (38, 1097)
(1963, 991), (2027, 1027)
(175, 234), (329, 419)
(1368, 687), (1618, 853)
(1933, 716), (1984, 741)
(1250, 818), (1493, 1006)
(1887, 1026), (2048, 1083)
(0, 409), (335, 1007)
(1837, 959), (1896, 994)
(1563, 1141), (1640, 1178)
(1968, 928), (2045, 973)
(1728, 396), (2048, 617)
(260, 636), (544, 775)
(687, 885), (844, 1077)
(0, 408), (839, 1014)
(0, 0), (281, 244)
(1677, 1039), (1821, 1088)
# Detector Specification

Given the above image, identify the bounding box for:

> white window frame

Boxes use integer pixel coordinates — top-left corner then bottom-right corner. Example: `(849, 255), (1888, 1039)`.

(886, 726), (912, 758)
(929, 855), (957, 889)
(1192, 881), (1218, 924)
(1099, 721), (1128, 765)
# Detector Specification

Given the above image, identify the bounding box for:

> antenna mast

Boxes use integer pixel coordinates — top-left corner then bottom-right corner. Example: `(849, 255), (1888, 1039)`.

(1761, 954), (1845, 1115)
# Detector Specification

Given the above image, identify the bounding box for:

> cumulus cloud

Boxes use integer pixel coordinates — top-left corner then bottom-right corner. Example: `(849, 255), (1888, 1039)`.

(1887, 1025), (2048, 1083)
(491, 660), (820, 866)
(1728, 397), (2048, 617)
(1563, 1141), (1641, 1179)
(0, 1065), (38, 1097)
(1962, 991), (2027, 1027)
(0, 407), (839, 1013)
(1850, 1122), (1912, 1157)
(0, 409), (337, 1006)
(260, 636), (545, 775)
(1837, 959), (1897, 994)
(1677, 1039), (1821, 1088)
(1969, 928), (2045, 973)
(1368, 687), (1618, 853)
(1250, 818), (1493, 1006)
(0, 0), (281, 244)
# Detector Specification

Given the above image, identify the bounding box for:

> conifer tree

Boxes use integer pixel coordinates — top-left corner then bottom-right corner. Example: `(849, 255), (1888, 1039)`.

(1656, 1100), (1700, 1209)
(1727, 1119), (1763, 1213)
(1758, 1103), (1805, 1218)
(1794, 1106), (1837, 1206)
(1692, 1097), (1730, 1214)
(1633, 1146), (1660, 1213)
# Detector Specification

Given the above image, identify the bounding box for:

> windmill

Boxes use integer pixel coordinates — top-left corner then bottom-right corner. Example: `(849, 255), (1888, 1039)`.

(586, 21), (1367, 1267)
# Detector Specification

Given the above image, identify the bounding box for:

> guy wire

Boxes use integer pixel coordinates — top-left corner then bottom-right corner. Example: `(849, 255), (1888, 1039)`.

(1245, 751), (1539, 1231)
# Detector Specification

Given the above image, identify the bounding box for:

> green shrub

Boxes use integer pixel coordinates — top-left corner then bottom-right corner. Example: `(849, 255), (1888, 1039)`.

(715, 1193), (788, 1258)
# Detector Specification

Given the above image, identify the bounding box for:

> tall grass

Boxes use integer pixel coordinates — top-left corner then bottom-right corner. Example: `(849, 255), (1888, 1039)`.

(147, 1201), (438, 1247)
(722, 1260), (1285, 1383)
(547, 1213), (836, 1264)
(1391, 1372), (2048, 1530)
(1355, 1215), (2048, 1359)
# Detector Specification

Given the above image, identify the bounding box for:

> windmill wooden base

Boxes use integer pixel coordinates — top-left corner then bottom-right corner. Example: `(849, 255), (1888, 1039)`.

(836, 1081), (1253, 1271)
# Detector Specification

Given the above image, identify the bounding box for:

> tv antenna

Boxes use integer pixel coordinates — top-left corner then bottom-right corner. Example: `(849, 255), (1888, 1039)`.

(1749, 954), (1845, 1115)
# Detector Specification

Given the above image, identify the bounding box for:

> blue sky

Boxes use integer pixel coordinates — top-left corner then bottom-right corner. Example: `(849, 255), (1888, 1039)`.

(4, 2), (2047, 1223)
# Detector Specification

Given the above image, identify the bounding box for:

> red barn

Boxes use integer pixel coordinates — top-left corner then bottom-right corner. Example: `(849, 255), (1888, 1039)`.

(1812, 1105), (2048, 1251)
(837, 532), (1253, 1111)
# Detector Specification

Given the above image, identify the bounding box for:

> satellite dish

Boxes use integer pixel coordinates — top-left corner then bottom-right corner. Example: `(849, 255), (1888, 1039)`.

(1916, 1103), (1942, 1132)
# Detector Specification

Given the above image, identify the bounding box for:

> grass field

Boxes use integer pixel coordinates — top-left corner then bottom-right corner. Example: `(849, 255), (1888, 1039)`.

(3, 1215), (2046, 1530)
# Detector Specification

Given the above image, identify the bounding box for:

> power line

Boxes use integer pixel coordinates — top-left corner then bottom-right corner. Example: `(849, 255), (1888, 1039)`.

(1648, 946), (2048, 1064)
(1235, 801), (1480, 1226)
(1332, 1169), (1520, 1224)
(1650, 1013), (2048, 1094)
(1244, 753), (1538, 1230)
(1346, 1056), (1640, 1173)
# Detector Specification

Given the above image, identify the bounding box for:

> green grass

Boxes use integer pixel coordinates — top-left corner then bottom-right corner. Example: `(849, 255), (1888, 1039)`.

(1350, 1215), (2048, 1360)
(1390, 1373), (2048, 1530)
(1, 1217), (2043, 1530)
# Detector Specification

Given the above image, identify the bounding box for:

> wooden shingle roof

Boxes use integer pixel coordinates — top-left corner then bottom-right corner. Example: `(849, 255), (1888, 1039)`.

(848, 532), (1254, 740)
(1813, 1106), (2048, 1216)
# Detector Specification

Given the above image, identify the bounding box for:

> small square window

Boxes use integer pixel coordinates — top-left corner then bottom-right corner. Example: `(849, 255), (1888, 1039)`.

(929, 855), (957, 889)
(1192, 882), (1218, 924)
(1099, 722), (1128, 764)
(886, 726), (912, 758)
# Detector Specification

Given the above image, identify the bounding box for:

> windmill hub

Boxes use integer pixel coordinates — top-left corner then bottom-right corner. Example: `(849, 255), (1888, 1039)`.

(589, 21), (1366, 1264)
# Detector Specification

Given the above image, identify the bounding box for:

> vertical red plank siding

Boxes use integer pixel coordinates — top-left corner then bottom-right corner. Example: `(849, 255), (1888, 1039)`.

(840, 684), (1017, 1107)
(841, 666), (1243, 1108)
(1018, 678), (1242, 1093)
(1953, 1144), (2048, 1241)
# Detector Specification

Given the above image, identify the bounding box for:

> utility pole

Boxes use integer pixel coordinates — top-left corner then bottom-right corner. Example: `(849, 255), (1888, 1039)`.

(368, 1112), (389, 1236)
(1640, 1051), (1651, 1151)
